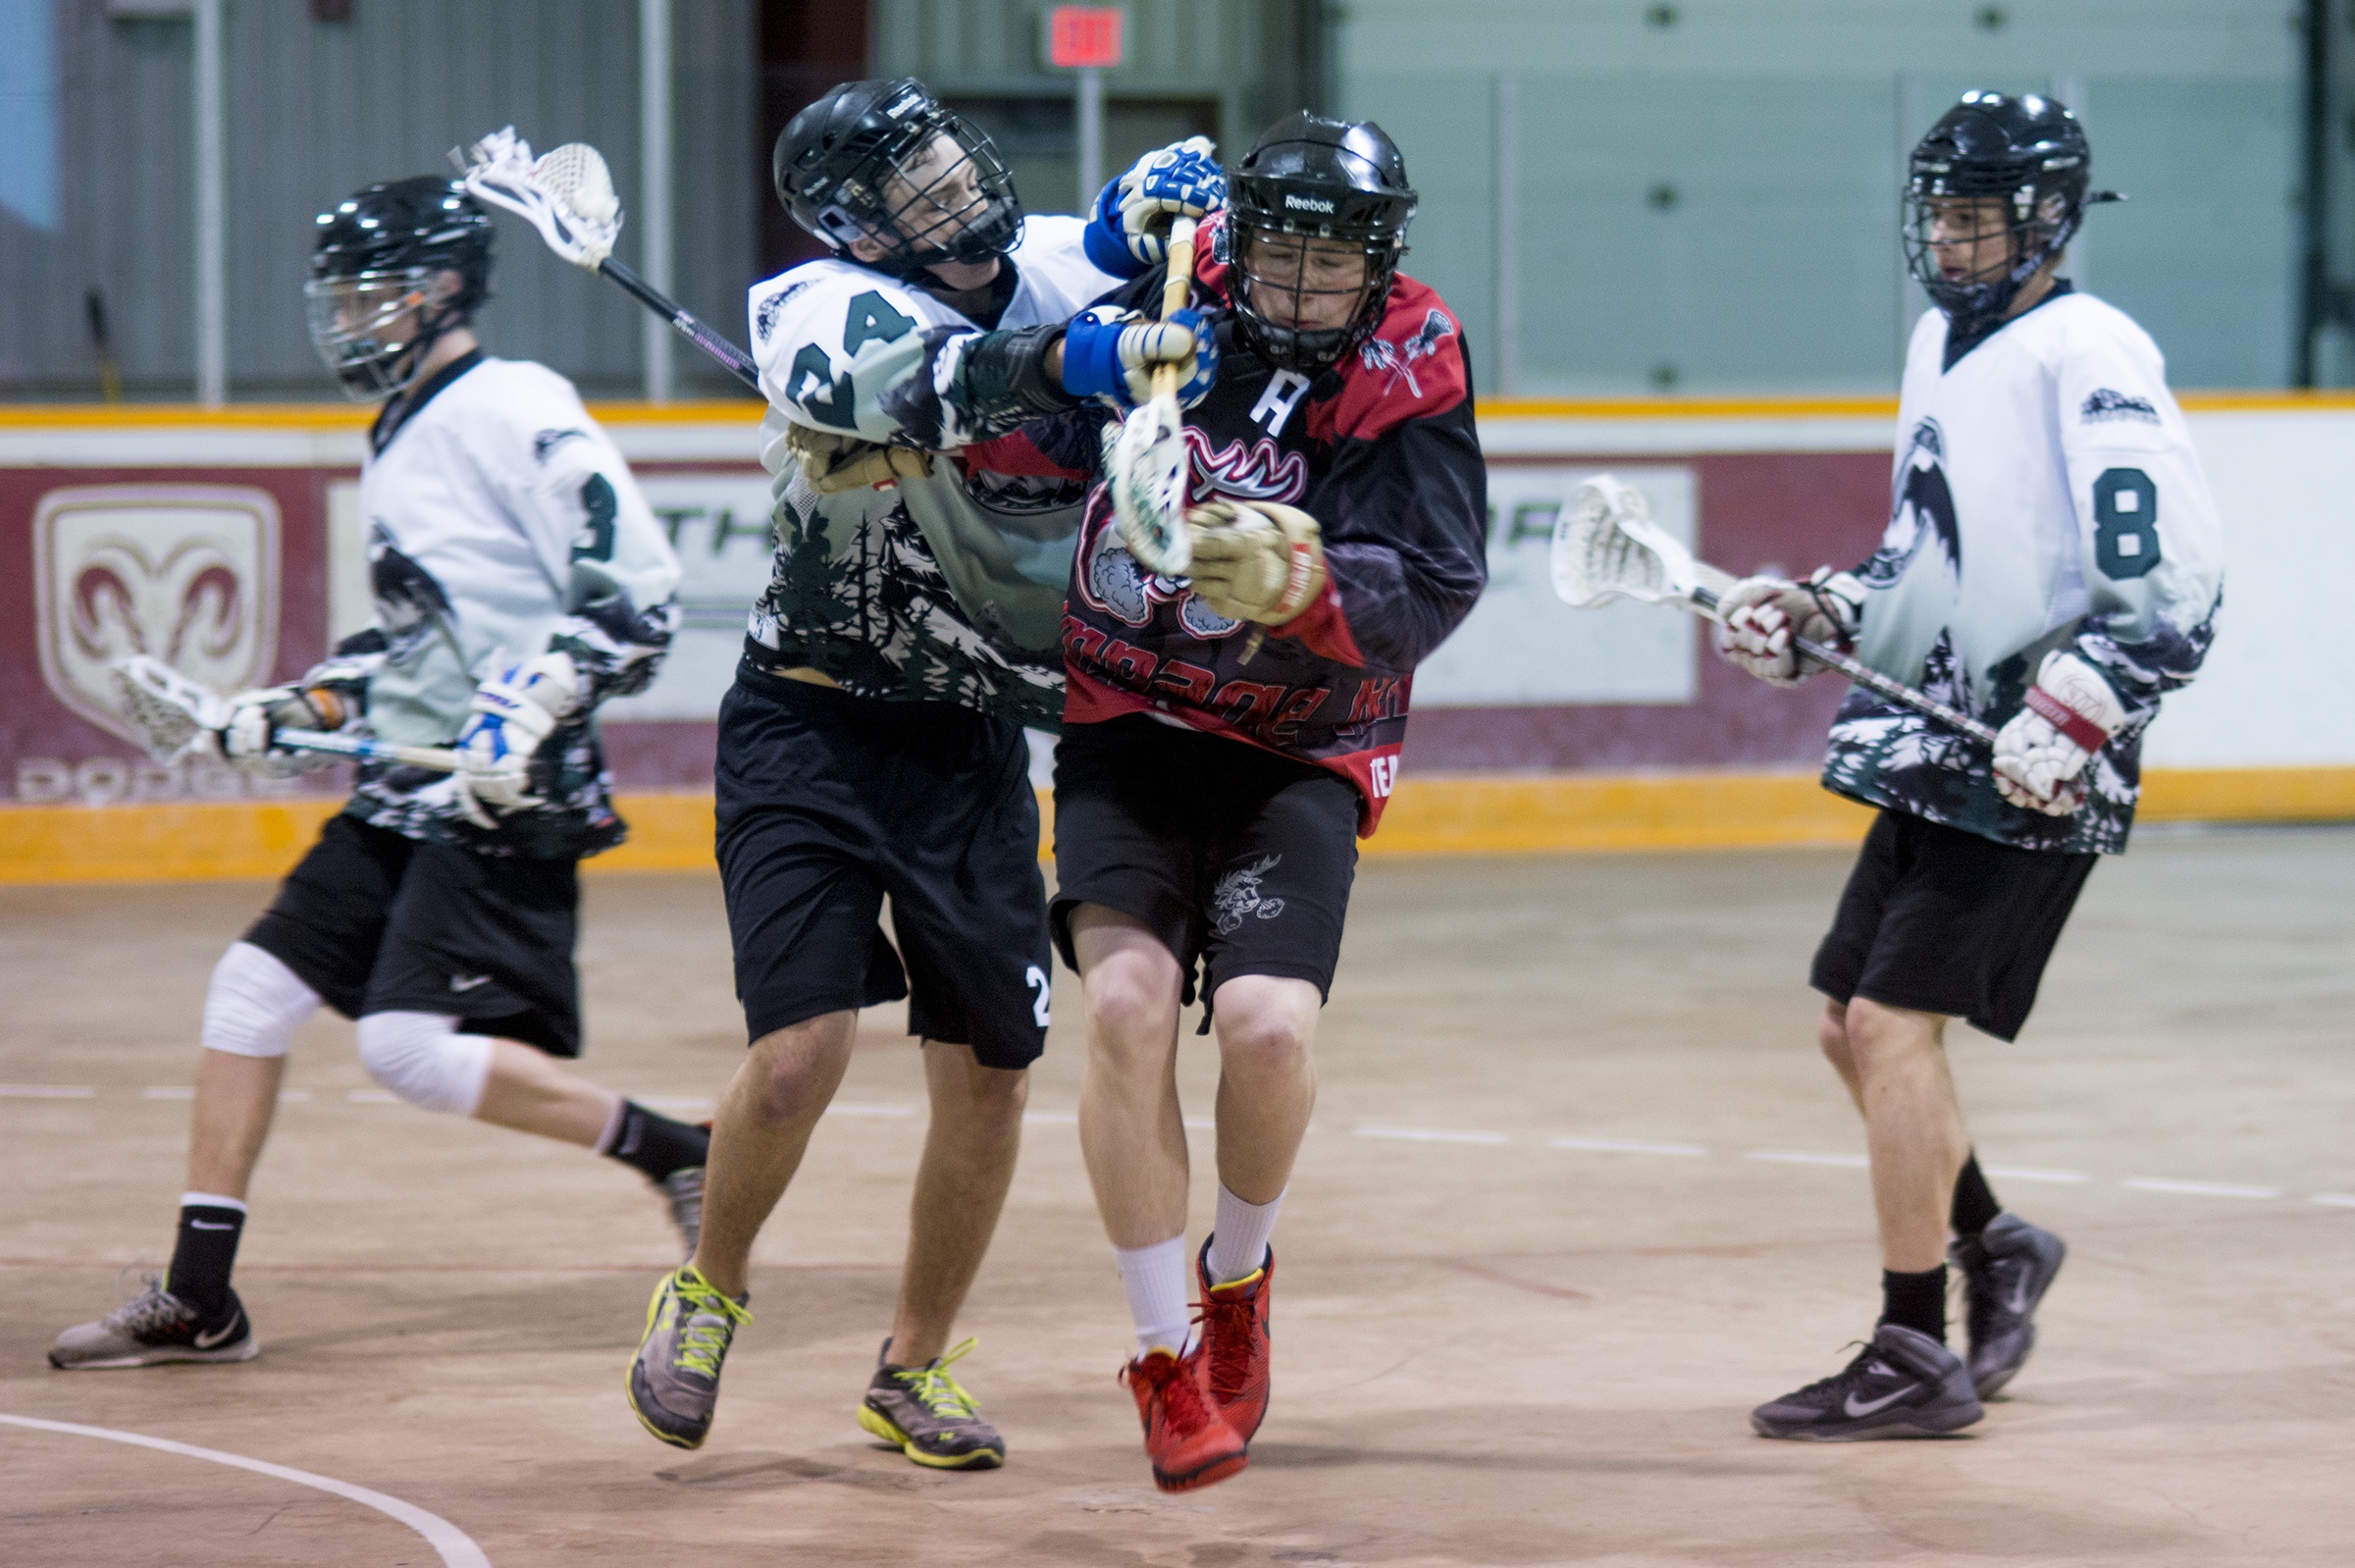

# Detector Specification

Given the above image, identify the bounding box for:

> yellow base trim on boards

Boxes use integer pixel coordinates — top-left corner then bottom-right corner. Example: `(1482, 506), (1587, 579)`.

(2, 768), (2351, 885)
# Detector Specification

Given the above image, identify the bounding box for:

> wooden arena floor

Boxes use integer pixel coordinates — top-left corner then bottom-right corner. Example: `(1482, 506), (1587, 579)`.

(6, 829), (2354, 1565)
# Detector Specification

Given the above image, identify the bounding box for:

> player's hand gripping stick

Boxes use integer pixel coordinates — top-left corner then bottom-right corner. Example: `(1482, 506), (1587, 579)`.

(111, 656), (465, 772)
(1549, 477), (1998, 747)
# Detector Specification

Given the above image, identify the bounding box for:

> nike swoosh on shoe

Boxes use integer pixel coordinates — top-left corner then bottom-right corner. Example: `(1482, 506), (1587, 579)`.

(1842, 1386), (1914, 1419)
(193, 1314), (242, 1350)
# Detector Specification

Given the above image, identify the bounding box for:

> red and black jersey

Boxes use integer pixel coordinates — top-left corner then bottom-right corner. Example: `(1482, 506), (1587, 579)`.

(1058, 214), (1489, 835)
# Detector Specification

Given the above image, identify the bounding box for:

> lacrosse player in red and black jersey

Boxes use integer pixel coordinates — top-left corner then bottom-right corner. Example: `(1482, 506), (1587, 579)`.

(1049, 112), (1488, 1491)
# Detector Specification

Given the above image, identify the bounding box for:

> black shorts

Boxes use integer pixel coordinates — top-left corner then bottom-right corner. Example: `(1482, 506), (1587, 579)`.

(1810, 809), (2097, 1043)
(714, 665), (1051, 1071)
(1050, 715), (1359, 1019)
(243, 813), (583, 1057)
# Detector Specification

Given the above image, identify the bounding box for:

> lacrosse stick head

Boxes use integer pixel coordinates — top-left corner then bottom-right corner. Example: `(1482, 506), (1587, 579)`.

(458, 127), (622, 271)
(111, 656), (229, 765)
(1549, 476), (1703, 612)
(1107, 398), (1193, 577)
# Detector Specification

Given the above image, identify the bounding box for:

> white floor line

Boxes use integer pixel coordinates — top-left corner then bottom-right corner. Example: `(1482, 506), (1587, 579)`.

(826, 1103), (916, 1118)
(0, 1411), (490, 1567)
(634, 1096), (714, 1113)
(143, 1086), (195, 1100)
(0, 1085), (94, 1098)
(1023, 1110), (1077, 1124)
(278, 1090), (311, 1103)
(1548, 1135), (1708, 1157)
(2123, 1177), (2281, 1199)
(1181, 1117), (1215, 1130)
(1356, 1125), (1510, 1145)
(2310, 1193), (2355, 1208)
(1983, 1166), (2090, 1183)
(1745, 1150), (1869, 1168)
(347, 1090), (398, 1104)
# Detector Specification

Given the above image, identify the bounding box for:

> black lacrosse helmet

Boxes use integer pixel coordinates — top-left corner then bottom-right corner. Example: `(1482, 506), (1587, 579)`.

(773, 78), (1022, 276)
(1904, 91), (2120, 334)
(305, 177), (494, 401)
(1224, 112), (1417, 374)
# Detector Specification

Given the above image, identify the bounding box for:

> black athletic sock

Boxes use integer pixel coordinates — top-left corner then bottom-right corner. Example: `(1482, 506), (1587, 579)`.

(166, 1204), (245, 1319)
(602, 1100), (709, 1181)
(1879, 1266), (1948, 1344)
(1951, 1151), (2002, 1239)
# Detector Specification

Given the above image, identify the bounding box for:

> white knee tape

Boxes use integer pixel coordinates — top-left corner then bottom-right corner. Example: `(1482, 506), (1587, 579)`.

(354, 1012), (496, 1117)
(200, 941), (322, 1059)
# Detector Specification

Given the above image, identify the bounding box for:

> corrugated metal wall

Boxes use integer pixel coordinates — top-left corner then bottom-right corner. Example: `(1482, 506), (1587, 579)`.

(3, 0), (754, 402)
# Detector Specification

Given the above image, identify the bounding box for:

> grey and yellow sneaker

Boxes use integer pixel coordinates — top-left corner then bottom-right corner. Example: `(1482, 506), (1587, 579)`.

(657, 1168), (705, 1262)
(50, 1275), (257, 1370)
(1952, 1211), (2067, 1398)
(857, 1337), (1006, 1470)
(1751, 1323), (1982, 1440)
(626, 1265), (750, 1449)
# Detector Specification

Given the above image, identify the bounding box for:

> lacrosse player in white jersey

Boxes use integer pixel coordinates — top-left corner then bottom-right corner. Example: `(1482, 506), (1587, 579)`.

(50, 178), (706, 1372)
(624, 78), (1218, 1468)
(1715, 93), (2224, 1439)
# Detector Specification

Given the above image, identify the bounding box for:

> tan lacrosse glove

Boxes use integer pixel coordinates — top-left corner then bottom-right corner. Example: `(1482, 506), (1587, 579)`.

(783, 422), (934, 494)
(1183, 499), (1328, 627)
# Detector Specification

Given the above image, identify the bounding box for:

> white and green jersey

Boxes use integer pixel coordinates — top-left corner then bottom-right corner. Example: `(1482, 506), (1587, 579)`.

(1824, 287), (2224, 854)
(741, 216), (1121, 729)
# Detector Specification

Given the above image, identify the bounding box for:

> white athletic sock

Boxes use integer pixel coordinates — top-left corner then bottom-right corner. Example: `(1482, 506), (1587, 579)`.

(1114, 1236), (1192, 1359)
(181, 1191), (247, 1214)
(1206, 1185), (1282, 1285)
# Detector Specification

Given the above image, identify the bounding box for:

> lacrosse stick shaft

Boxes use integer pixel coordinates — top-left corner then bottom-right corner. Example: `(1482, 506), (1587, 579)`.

(1686, 586), (1998, 745)
(276, 731), (465, 771)
(594, 257), (760, 392)
(1147, 219), (1199, 399)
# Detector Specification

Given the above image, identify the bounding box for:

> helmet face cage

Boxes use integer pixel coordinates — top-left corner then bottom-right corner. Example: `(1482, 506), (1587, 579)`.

(799, 107), (1022, 275)
(1902, 95), (2090, 331)
(1226, 212), (1403, 375)
(302, 269), (458, 402)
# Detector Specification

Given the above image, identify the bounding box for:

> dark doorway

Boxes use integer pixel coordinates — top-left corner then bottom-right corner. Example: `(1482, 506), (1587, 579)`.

(758, 1), (870, 279)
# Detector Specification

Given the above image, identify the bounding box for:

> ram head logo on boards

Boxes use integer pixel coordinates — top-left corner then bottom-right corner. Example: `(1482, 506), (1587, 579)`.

(32, 485), (282, 746)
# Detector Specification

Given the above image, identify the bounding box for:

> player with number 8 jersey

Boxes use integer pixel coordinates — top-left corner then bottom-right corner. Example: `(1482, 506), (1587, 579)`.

(1718, 92), (2224, 1443)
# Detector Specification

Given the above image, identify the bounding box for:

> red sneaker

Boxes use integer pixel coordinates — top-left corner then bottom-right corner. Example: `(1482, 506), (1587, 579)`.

(1122, 1346), (1247, 1492)
(1196, 1238), (1274, 1440)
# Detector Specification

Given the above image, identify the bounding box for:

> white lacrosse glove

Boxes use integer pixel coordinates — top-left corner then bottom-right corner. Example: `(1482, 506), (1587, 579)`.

(1184, 500), (1328, 627)
(215, 686), (348, 778)
(1107, 136), (1225, 266)
(1714, 568), (1865, 687)
(1992, 651), (2126, 816)
(450, 652), (583, 828)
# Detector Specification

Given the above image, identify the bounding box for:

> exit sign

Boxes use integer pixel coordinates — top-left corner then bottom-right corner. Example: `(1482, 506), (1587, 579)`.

(1046, 5), (1124, 69)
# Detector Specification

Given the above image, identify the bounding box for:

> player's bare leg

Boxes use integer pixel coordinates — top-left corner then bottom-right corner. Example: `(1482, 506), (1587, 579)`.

(1209, 975), (1320, 1205)
(886, 1042), (1027, 1366)
(1073, 903), (1250, 1490)
(185, 1048), (287, 1200)
(690, 1010), (860, 1298)
(1833, 999), (1970, 1271)
(853, 1041), (1029, 1470)
(1073, 906), (1191, 1248)
(472, 1038), (621, 1145)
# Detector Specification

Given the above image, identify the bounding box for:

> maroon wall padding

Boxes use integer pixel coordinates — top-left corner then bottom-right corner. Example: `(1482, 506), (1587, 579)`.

(757, 0), (872, 280)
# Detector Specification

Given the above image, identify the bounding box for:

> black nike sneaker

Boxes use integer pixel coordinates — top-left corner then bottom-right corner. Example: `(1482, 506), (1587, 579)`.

(1751, 1323), (1982, 1440)
(1952, 1212), (2067, 1398)
(49, 1276), (257, 1369)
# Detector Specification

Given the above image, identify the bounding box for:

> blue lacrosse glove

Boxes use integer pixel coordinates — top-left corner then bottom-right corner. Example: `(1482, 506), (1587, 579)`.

(1084, 135), (1226, 276)
(450, 651), (581, 828)
(1060, 305), (1218, 412)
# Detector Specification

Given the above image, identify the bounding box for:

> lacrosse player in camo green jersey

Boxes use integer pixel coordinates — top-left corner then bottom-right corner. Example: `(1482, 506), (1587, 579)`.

(623, 77), (1219, 1471)
(1717, 93), (2223, 1441)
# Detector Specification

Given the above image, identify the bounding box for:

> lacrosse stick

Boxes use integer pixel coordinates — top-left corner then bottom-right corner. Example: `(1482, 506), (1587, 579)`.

(111, 656), (465, 772)
(457, 128), (761, 392)
(1106, 215), (1201, 577)
(1550, 477), (1998, 746)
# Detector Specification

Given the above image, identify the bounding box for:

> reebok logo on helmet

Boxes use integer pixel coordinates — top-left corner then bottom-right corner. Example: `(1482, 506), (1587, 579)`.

(1282, 193), (1335, 212)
